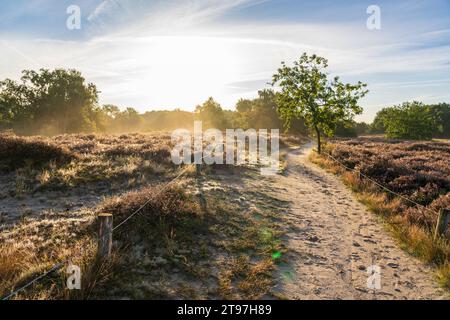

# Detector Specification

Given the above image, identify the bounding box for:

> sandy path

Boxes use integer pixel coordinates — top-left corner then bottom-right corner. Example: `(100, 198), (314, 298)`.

(268, 144), (446, 300)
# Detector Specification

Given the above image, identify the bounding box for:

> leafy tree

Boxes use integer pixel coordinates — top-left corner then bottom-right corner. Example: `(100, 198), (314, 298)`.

(370, 107), (391, 134)
(0, 69), (99, 135)
(251, 89), (283, 129)
(383, 101), (434, 140)
(112, 107), (143, 132)
(272, 53), (368, 153)
(195, 97), (229, 129)
(0, 78), (33, 130)
(234, 89), (283, 129)
(429, 103), (450, 138)
(335, 120), (358, 137)
(235, 98), (254, 128)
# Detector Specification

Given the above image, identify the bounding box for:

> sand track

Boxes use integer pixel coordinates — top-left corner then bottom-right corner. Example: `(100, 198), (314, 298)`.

(268, 144), (446, 299)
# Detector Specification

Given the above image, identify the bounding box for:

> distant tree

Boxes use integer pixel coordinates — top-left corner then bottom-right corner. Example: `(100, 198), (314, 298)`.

(251, 89), (283, 129)
(383, 101), (434, 140)
(355, 122), (370, 136)
(141, 109), (195, 131)
(102, 104), (120, 119)
(235, 98), (254, 128)
(335, 120), (358, 137)
(429, 103), (450, 138)
(91, 104), (121, 132)
(195, 97), (229, 129)
(0, 78), (34, 132)
(235, 89), (283, 130)
(370, 107), (391, 134)
(0, 69), (99, 135)
(334, 121), (369, 137)
(113, 107), (143, 132)
(272, 53), (368, 153)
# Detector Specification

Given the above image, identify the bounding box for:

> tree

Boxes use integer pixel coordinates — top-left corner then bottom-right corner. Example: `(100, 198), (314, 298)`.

(272, 53), (368, 153)
(195, 97), (229, 129)
(383, 101), (434, 140)
(335, 120), (358, 137)
(429, 103), (450, 138)
(371, 107), (390, 134)
(113, 107), (143, 132)
(0, 69), (99, 135)
(235, 98), (254, 128)
(0, 78), (33, 131)
(234, 89), (283, 130)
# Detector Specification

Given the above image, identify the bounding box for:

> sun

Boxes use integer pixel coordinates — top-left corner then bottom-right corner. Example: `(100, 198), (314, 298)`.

(125, 35), (241, 109)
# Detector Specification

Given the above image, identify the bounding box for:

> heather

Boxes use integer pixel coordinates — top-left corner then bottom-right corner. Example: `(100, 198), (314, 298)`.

(324, 138), (450, 229)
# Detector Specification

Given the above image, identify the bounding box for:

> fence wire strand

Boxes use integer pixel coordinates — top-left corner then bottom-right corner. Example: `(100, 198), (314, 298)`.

(2, 262), (65, 300)
(3, 146), (442, 300)
(2, 162), (197, 300)
(112, 164), (194, 231)
(320, 150), (437, 217)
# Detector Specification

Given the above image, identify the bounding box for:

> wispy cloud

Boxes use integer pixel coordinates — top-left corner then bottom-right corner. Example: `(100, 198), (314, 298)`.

(87, 0), (118, 22)
(0, 0), (449, 121)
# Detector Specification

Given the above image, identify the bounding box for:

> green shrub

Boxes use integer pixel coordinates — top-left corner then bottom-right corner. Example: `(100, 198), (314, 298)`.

(383, 102), (435, 140)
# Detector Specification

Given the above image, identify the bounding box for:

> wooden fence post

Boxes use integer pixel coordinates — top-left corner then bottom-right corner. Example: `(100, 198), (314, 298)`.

(434, 209), (450, 240)
(98, 213), (113, 259)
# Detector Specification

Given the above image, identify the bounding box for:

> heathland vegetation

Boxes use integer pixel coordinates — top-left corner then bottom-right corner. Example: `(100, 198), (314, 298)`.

(0, 53), (449, 298)
(0, 131), (298, 299)
(311, 138), (450, 288)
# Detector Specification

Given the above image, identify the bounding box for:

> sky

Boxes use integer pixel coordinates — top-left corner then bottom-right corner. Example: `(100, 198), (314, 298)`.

(0, 0), (449, 122)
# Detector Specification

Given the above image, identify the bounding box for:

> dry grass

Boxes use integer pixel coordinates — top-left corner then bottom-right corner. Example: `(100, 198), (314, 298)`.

(0, 132), (183, 299)
(323, 138), (449, 220)
(100, 184), (200, 225)
(0, 180), (201, 299)
(0, 132), (286, 299)
(0, 133), (175, 193)
(218, 256), (274, 299)
(310, 140), (450, 290)
(0, 133), (74, 171)
(0, 213), (104, 299)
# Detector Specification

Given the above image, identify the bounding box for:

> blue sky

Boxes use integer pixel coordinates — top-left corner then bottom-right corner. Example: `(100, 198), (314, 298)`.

(1, 0), (449, 122)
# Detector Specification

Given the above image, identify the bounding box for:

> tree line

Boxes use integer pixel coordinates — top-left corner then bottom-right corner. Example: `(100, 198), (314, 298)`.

(370, 102), (450, 140)
(0, 69), (308, 136)
(1, 54), (449, 150)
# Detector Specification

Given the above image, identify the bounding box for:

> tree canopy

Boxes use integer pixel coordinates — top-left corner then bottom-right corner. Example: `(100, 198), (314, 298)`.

(1, 67), (450, 141)
(195, 97), (230, 130)
(380, 102), (435, 140)
(272, 53), (368, 153)
(0, 69), (99, 135)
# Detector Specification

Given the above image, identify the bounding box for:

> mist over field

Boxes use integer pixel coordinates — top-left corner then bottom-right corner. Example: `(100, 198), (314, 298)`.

(0, 0), (449, 303)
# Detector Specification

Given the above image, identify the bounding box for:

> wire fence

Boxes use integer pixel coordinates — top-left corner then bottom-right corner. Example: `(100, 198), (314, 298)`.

(3, 147), (443, 300)
(1, 162), (197, 300)
(2, 262), (66, 301)
(319, 150), (438, 218)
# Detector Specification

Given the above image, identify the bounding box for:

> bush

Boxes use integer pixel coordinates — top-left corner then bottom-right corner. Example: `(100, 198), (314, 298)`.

(383, 102), (435, 140)
(100, 184), (200, 228)
(0, 133), (74, 170)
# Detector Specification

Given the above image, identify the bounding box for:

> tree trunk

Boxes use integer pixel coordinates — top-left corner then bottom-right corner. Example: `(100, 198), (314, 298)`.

(315, 127), (321, 154)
